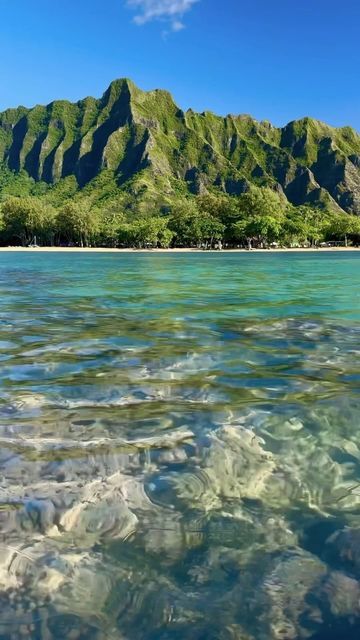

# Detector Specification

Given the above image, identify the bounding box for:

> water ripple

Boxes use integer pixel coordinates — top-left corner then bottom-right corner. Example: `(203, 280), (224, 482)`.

(1, 251), (360, 639)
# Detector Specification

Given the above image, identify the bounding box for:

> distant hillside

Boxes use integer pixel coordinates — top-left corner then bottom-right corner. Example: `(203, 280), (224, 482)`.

(1, 78), (360, 213)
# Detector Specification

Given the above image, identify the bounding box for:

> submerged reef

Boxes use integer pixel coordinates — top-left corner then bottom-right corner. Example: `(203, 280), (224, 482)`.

(1, 311), (360, 639)
(1, 405), (360, 639)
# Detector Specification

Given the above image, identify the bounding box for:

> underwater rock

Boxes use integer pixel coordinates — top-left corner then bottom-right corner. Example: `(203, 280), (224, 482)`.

(54, 472), (139, 544)
(256, 549), (327, 639)
(22, 498), (57, 533)
(325, 527), (360, 575)
(0, 428), (194, 459)
(0, 475), (139, 547)
(171, 425), (275, 510)
(258, 555), (360, 639)
(320, 571), (360, 617)
(254, 404), (360, 517)
(0, 543), (130, 638)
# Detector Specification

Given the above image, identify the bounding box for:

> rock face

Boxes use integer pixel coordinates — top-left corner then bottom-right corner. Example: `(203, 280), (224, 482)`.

(0, 79), (360, 212)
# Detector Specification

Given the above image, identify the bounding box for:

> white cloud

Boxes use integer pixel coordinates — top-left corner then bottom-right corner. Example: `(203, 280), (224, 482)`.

(127, 0), (198, 31)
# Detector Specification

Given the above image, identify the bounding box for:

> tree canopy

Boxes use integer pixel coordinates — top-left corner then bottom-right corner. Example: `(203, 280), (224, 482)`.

(0, 186), (359, 249)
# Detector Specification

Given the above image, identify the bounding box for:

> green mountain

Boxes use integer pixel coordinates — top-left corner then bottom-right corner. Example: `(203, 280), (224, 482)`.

(1, 78), (360, 214)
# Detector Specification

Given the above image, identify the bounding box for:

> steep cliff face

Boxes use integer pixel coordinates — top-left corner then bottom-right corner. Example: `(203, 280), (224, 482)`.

(1, 78), (360, 212)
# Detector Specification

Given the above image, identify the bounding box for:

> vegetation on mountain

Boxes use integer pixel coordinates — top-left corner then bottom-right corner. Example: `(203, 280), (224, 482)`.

(0, 78), (360, 247)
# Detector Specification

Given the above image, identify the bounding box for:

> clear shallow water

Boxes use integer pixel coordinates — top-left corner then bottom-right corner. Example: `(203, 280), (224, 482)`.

(0, 251), (360, 639)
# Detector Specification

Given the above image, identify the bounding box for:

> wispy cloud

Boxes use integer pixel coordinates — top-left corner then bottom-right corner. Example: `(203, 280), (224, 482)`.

(127, 0), (198, 31)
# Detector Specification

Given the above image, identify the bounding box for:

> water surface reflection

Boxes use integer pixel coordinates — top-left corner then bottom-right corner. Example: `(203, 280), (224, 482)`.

(0, 251), (360, 639)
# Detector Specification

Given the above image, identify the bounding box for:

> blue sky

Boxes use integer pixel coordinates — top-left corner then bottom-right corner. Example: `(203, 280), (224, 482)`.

(0, 0), (359, 129)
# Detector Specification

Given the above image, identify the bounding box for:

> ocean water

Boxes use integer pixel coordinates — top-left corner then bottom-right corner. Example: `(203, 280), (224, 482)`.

(0, 251), (360, 639)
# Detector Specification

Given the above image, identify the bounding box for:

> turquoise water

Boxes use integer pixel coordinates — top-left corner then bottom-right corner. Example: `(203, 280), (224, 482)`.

(0, 251), (360, 639)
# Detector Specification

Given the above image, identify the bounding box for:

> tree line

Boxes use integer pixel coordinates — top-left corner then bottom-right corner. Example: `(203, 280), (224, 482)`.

(1, 186), (360, 249)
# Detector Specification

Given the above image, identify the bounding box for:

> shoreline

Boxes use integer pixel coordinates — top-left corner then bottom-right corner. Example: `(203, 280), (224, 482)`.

(0, 246), (359, 253)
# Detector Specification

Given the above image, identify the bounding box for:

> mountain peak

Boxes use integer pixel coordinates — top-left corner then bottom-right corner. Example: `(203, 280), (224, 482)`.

(0, 78), (359, 214)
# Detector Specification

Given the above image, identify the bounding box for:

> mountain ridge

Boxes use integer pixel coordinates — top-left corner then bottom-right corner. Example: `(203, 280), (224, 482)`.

(1, 78), (360, 214)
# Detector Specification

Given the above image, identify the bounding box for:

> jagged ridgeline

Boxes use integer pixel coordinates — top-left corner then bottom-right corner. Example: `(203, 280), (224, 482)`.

(0, 77), (360, 212)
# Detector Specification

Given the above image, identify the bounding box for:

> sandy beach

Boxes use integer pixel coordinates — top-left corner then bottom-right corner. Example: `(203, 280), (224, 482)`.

(0, 246), (359, 253)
